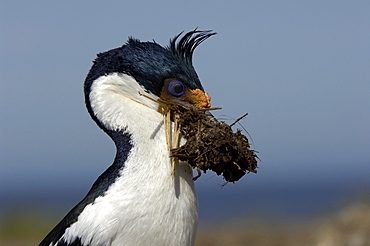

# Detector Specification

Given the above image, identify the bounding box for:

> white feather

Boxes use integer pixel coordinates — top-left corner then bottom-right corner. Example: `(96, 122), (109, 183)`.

(60, 73), (198, 246)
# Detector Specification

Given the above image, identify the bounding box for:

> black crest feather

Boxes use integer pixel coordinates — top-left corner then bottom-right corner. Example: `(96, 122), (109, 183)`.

(169, 29), (216, 67)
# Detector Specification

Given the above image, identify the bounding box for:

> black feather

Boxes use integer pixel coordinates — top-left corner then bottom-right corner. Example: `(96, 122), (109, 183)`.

(168, 29), (217, 67)
(55, 238), (82, 246)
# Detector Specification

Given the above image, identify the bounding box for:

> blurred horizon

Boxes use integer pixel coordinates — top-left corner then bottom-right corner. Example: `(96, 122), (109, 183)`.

(2, 164), (369, 224)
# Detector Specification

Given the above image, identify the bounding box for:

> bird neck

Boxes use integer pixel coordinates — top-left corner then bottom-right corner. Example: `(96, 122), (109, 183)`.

(87, 100), (198, 245)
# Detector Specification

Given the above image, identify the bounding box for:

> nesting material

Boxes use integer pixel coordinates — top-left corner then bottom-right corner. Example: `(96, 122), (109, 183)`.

(162, 103), (258, 183)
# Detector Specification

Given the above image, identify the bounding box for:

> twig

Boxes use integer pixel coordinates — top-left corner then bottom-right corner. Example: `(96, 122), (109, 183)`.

(230, 112), (248, 127)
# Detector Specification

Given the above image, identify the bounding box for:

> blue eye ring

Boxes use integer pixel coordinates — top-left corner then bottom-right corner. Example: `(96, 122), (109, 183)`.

(168, 81), (185, 97)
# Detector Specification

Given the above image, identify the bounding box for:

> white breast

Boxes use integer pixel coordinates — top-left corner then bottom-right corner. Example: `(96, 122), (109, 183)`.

(60, 73), (198, 246)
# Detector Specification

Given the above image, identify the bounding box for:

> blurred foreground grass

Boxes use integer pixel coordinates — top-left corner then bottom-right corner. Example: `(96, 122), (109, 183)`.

(1, 200), (369, 246)
(195, 200), (370, 246)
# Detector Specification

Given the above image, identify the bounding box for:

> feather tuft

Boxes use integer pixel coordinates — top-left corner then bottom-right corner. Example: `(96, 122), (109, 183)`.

(168, 29), (216, 67)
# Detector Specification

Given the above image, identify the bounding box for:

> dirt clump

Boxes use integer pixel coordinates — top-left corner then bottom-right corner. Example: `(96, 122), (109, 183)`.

(169, 105), (258, 182)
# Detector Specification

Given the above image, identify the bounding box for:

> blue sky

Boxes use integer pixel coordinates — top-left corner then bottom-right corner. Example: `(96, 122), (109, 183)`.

(1, 1), (369, 214)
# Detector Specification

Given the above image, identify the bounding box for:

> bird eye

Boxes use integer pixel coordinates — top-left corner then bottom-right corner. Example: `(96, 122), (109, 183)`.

(168, 81), (185, 97)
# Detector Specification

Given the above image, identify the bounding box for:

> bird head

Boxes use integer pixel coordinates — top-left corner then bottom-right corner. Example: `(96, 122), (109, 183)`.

(84, 30), (216, 136)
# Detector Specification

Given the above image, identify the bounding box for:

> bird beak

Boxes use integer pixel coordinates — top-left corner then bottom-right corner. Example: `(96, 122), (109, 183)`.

(176, 88), (217, 123)
(187, 89), (211, 109)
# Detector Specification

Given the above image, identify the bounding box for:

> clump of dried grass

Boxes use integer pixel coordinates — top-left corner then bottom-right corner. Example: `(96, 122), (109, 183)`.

(163, 104), (258, 182)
